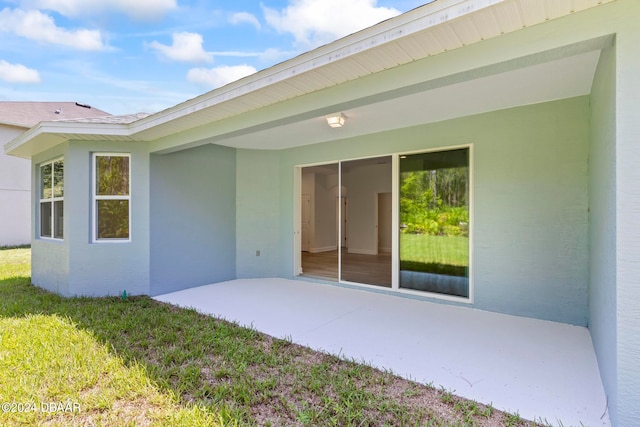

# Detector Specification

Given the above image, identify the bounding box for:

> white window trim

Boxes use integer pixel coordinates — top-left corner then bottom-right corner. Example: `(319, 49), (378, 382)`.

(39, 157), (64, 241)
(91, 153), (131, 243)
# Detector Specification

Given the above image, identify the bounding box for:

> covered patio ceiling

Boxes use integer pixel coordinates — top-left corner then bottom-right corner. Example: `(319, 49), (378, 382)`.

(186, 48), (602, 151)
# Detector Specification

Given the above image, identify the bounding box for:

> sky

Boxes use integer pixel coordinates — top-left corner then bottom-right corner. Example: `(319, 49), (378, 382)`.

(0, 0), (430, 116)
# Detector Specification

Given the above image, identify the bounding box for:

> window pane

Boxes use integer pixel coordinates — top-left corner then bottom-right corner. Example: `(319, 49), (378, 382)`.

(40, 202), (52, 237)
(399, 148), (469, 298)
(40, 163), (52, 199)
(54, 200), (64, 239)
(97, 200), (129, 239)
(96, 156), (129, 196)
(53, 160), (64, 198)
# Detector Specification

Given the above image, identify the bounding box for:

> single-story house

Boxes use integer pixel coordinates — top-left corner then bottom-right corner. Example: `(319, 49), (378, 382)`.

(0, 102), (110, 246)
(4, 0), (639, 425)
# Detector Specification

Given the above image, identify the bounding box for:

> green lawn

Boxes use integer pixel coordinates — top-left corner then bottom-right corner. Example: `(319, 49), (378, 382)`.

(400, 234), (469, 276)
(0, 247), (543, 426)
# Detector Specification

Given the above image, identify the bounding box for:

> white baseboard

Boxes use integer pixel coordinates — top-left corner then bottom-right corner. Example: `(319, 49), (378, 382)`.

(347, 248), (378, 255)
(310, 245), (337, 253)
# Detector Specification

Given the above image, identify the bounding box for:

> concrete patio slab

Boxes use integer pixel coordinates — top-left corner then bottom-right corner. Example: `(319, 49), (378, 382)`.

(154, 278), (609, 426)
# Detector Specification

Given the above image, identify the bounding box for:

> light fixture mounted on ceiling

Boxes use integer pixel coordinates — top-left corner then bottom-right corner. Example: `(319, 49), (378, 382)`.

(326, 113), (346, 128)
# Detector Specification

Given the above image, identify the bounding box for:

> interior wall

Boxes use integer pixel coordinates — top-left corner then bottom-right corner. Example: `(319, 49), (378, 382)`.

(378, 192), (392, 253)
(588, 45), (618, 424)
(280, 96), (590, 326)
(301, 171), (314, 251)
(150, 144), (236, 295)
(313, 173), (338, 252)
(342, 161), (392, 254)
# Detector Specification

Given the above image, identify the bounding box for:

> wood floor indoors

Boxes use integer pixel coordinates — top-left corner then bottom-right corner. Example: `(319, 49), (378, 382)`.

(301, 250), (391, 287)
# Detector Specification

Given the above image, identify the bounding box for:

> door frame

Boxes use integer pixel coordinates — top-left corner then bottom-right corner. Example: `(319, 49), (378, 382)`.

(293, 144), (473, 304)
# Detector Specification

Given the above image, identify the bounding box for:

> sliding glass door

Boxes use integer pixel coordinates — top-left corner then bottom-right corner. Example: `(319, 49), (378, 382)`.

(399, 148), (470, 297)
(298, 147), (470, 300)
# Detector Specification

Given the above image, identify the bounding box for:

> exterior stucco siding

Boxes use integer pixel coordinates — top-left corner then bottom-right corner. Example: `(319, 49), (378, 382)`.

(150, 144), (237, 295)
(31, 144), (70, 295)
(236, 149), (281, 279)
(615, 2), (640, 424)
(589, 44), (618, 424)
(66, 142), (150, 297)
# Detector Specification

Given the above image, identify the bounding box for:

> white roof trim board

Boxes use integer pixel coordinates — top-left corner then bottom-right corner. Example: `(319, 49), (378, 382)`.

(4, 0), (614, 158)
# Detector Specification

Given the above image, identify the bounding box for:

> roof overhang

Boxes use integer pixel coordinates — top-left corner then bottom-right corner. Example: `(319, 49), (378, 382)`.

(0, 121), (29, 129)
(4, 0), (615, 159)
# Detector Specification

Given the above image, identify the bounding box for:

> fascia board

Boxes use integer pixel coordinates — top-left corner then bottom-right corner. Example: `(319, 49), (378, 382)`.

(0, 120), (29, 129)
(4, 121), (133, 157)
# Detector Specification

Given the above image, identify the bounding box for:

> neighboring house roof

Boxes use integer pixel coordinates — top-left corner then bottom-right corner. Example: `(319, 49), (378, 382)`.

(3, 0), (615, 158)
(0, 102), (111, 129)
(58, 112), (150, 125)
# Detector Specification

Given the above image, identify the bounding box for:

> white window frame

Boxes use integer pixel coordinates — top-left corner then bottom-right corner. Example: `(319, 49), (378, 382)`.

(92, 153), (131, 243)
(39, 157), (64, 241)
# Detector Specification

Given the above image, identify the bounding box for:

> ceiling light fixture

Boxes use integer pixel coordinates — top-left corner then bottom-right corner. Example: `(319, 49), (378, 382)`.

(326, 113), (346, 128)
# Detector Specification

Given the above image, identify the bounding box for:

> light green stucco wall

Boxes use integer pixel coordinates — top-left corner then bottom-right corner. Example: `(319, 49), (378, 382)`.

(270, 96), (590, 326)
(31, 143), (70, 296)
(66, 141), (151, 297)
(150, 144), (237, 295)
(31, 141), (151, 297)
(589, 44), (617, 424)
(236, 149), (282, 279)
(613, 1), (640, 424)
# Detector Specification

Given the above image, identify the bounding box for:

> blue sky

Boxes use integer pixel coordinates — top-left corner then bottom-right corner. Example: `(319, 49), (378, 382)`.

(0, 0), (429, 115)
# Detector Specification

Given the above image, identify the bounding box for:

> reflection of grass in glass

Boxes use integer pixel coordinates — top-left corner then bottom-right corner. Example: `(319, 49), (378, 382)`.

(400, 234), (468, 276)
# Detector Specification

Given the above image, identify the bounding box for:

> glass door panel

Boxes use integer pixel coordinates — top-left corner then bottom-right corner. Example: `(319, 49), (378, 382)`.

(300, 164), (339, 280)
(340, 156), (392, 287)
(399, 149), (470, 297)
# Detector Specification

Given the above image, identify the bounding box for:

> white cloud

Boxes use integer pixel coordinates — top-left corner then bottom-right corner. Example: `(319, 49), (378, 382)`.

(148, 32), (212, 63)
(0, 60), (40, 83)
(229, 12), (261, 30)
(187, 65), (257, 89)
(17, 0), (177, 21)
(263, 0), (400, 48)
(0, 8), (105, 50)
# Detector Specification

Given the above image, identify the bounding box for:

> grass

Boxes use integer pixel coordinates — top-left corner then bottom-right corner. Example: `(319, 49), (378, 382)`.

(400, 234), (468, 266)
(400, 234), (469, 276)
(0, 247), (546, 426)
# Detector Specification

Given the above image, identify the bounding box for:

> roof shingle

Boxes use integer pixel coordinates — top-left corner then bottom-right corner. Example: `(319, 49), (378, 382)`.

(0, 102), (111, 128)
